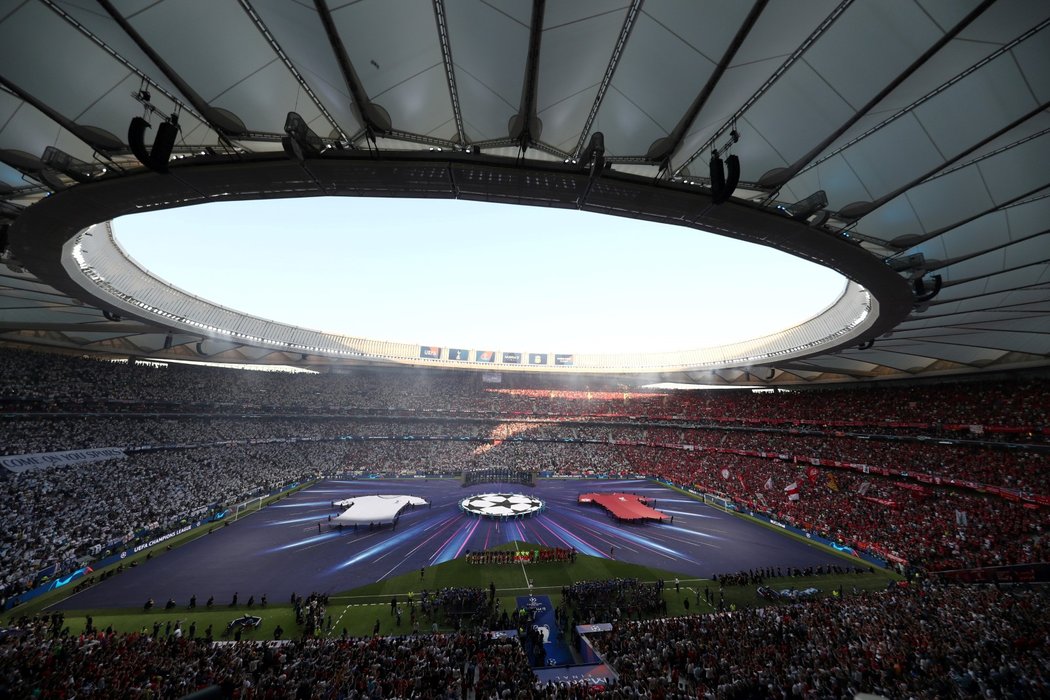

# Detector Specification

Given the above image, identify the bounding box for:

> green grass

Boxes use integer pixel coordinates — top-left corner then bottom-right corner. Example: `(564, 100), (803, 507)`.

(20, 540), (898, 642)
(319, 542), (897, 636)
(337, 541), (689, 602)
(53, 604), (300, 642)
(16, 479), (902, 641)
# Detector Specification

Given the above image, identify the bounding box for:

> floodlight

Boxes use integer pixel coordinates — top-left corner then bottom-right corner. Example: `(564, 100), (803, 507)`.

(282, 112), (324, 161)
(579, 132), (606, 172)
(777, 190), (828, 221)
(41, 147), (106, 183)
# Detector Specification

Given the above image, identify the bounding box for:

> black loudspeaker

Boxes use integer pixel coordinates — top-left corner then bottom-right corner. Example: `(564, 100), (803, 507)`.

(128, 117), (153, 168)
(709, 154), (725, 201)
(711, 154), (740, 204)
(150, 120), (178, 173)
(128, 117), (178, 173)
(723, 154), (740, 198)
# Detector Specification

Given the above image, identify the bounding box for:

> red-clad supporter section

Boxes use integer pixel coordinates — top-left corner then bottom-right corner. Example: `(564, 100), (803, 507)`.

(578, 492), (670, 522)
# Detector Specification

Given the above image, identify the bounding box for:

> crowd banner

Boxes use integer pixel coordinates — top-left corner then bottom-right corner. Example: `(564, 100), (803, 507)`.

(1, 447), (126, 473)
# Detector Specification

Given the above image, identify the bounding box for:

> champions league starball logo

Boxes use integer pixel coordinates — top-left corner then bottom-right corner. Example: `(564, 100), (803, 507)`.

(460, 493), (544, 518)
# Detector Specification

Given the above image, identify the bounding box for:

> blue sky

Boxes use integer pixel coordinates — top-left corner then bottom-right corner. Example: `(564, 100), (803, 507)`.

(113, 197), (845, 354)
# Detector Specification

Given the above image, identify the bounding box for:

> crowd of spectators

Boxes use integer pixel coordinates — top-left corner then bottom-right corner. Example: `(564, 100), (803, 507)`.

(2, 345), (1047, 605)
(4, 411), (1043, 494)
(2, 425), (1045, 606)
(634, 446), (1048, 571)
(294, 593), (328, 638)
(0, 623), (492, 698)
(2, 582), (1045, 698)
(711, 564), (872, 587)
(1, 346), (1047, 434)
(562, 578), (667, 624)
(465, 547), (576, 565)
(0, 441), (346, 606)
(422, 587), (490, 627)
(590, 582), (1049, 699)
(690, 430), (1049, 494)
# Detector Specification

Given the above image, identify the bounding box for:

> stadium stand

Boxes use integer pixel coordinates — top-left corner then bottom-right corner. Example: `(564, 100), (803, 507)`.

(1, 348), (1047, 698)
(1, 583), (1045, 698)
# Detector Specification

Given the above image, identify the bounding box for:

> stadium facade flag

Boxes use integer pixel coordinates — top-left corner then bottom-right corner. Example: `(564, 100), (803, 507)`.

(481, 372), (502, 384)
(419, 346), (441, 359)
(476, 350), (496, 363)
(784, 481), (800, 501)
(502, 351), (522, 364)
(449, 348), (469, 361)
(554, 354), (574, 366)
(529, 353), (548, 365)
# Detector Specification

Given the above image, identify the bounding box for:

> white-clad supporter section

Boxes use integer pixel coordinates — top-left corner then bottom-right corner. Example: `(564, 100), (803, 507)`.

(331, 495), (428, 525)
(1, 448), (127, 473)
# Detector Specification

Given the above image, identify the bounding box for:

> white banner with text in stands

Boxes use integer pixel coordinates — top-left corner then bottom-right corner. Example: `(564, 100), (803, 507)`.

(1, 447), (127, 473)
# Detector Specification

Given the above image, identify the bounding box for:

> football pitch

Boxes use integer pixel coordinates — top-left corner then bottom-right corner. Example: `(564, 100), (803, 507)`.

(47, 477), (877, 613)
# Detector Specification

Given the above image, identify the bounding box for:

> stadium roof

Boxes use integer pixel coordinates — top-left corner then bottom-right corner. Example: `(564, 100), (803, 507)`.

(0, 0), (1048, 386)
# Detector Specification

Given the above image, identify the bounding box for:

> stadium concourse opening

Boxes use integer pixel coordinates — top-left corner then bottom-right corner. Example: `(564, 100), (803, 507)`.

(577, 492), (671, 523)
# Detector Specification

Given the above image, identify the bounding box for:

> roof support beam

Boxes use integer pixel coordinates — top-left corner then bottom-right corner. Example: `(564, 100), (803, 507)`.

(897, 301), (1050, 326)
(881, 335), (1046, 356)
(0, 76), (124, 156)
(883, 175), (1050, 250)
(314, 0), (390, 142)
(775, 360), (878, 378)
(673, 0), (854, 178)
(40, 0), (221, 149)
(570, 0), (643, 161)
(754, 0), (996, 190)
(509, 0), (546, 154)
(95, 0), (248, 138)
(649, 0), (768, 172)
(926, 228), (1050, 273)
(926, 278), (1050, 308)
(237, 0), (352, 146)
(795, 15), (1050, 183)
(432, 0), (466, 146)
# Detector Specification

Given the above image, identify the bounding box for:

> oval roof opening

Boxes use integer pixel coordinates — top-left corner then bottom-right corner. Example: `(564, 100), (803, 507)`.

(112, 197), (847, 355)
